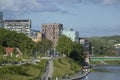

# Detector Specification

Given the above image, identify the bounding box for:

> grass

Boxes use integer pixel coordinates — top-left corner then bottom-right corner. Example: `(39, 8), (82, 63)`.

(0, 59), (47, 80)
(53, 57), (82, 79)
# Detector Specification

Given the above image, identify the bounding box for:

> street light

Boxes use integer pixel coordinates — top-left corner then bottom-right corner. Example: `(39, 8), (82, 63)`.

(92, 47), (94, 56)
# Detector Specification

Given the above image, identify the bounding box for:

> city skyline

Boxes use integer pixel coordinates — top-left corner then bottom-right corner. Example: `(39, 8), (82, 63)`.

(0, 0), (120, 37)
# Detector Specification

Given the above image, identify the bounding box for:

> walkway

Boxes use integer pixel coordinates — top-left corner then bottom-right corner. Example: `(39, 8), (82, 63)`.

(62, 69), (90, 80)
(71, 69), (90, 80)
(42, 58), (53, 80)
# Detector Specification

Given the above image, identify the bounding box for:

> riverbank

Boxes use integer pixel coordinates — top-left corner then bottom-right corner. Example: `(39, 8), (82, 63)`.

(61, 68), (90, 80)
(53, 57), (82, 79)
(71, 69), (90, 80)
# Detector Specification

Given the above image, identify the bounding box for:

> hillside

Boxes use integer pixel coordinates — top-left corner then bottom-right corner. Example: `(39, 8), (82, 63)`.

(88, 35), (120, 56)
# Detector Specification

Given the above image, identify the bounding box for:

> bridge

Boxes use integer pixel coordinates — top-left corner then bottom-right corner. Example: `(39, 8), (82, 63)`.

(90, 57), (120, 61)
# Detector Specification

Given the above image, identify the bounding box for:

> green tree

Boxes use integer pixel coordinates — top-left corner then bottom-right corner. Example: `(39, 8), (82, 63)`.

(89, 36), (118, 56)
(56, 35), (84, 63)
(69, 42), (84, 62)
(37, 38), (53, 56)
(56, 35), (73, 56)
(0, 28), (35, 55)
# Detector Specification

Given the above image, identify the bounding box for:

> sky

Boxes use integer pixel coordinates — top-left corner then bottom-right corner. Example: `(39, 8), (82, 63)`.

(0, 0), (120, 37)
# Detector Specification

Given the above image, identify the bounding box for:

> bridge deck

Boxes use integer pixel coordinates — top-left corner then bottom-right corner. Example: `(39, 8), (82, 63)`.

(90, 57), (120, 61)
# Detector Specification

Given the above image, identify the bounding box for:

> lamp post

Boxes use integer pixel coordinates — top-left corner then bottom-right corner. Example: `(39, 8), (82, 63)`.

(92, 47), (94, 56)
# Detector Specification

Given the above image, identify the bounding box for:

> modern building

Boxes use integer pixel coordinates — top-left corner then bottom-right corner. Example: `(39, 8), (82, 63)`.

(42, 23), (63, 46)
(31, 30), (42, 42)
(4, 19), (31, 36)
(79, 38), (91, 52)
(0, 12), (3, 28)
(62, 29), (79, 42)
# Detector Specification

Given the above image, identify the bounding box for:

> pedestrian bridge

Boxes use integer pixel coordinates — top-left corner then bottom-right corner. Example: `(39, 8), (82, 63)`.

(90, 57), (120, 61)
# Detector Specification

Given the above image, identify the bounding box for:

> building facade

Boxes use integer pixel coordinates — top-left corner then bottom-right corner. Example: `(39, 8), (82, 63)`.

(0, 12), (3, 28)
(4, 20), (31, 36)
(114, 44), (120, 56)
(42, 23), (63, 46)
(31, 30), (42, 42)
(62, 29), (79, 42)
(79, 38), (91, 52)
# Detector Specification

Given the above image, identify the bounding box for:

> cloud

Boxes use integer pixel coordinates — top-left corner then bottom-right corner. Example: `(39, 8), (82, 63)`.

(0, 0), (120, 12)
(0, 0), (120, 19)
(82, 0), (120, 5)
(0, 0), (67, 18)
(0, 0), (74, 13)
(0, 0), (41, 12)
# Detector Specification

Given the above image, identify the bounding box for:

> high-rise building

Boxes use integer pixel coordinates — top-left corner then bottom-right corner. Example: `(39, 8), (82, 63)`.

(42, 23), (63, 46)
(0, 12), (3, 28)
(63, 29), (79, 42)
(4, 19), (31, 36)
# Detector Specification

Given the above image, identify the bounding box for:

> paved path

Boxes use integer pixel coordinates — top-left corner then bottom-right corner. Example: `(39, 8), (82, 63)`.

(62, 69), (90, 80)
(71, 69), (90, 80)
(47, 59), (53, 79)
(43, 58), (53, 80)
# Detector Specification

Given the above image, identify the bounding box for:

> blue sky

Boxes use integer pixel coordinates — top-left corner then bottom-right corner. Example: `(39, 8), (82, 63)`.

(0, 0), (120, 37)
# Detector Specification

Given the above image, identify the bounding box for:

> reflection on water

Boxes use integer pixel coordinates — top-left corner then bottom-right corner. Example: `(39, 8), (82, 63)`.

(81, 65), (120, 80)
(85, 76), (88, 80)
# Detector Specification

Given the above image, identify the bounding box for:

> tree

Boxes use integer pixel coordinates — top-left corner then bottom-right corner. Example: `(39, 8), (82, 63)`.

(69, 42), (84, 62)
(0, 28), (35, 55)
(37, 38), (53, 56)
(89, 36), (117, 56)
(56, 35), (73, 56)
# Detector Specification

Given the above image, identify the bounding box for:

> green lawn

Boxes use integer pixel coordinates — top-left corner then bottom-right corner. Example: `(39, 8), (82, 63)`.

(53, 57), (82, 79)
(0, 59), (47, 80)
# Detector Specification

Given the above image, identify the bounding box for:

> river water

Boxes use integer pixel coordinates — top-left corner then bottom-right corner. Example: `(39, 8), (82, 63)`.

(81, 65), (120, 80)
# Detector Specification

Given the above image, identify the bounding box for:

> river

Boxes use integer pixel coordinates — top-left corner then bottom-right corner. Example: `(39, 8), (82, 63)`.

(81, 65), (120, 80)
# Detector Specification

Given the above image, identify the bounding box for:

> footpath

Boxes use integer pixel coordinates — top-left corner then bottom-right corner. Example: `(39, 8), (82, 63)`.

(41, 57), (90, 80)
(62, 69), (90, 80)
(42, 58), (53, 80)
(71, 69), (90, 80)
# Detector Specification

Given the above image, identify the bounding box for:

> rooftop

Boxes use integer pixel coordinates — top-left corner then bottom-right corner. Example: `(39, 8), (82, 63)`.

(4, 19), (30, 22)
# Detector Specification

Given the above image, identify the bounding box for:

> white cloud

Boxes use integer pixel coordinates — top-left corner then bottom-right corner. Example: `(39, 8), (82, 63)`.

(0, 0), (120, 13)
(0, 0), (120, 19)
(0, 0), (43, 12)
